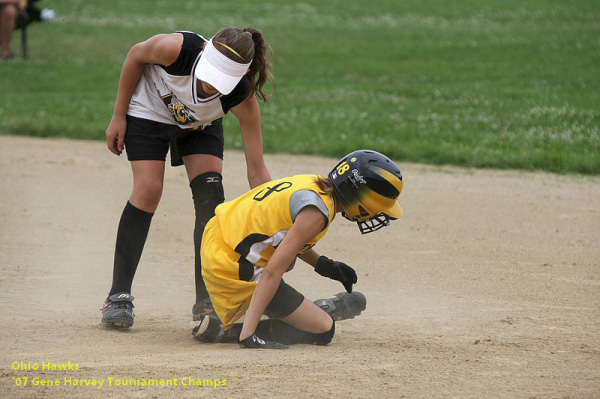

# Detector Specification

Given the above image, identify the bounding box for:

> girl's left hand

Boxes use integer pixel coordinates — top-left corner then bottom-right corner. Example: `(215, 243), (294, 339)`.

(239, 334), (288, 350)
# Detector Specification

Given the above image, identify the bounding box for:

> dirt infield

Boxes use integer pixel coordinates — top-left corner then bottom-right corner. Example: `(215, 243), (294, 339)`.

(1, 135), (598, 398)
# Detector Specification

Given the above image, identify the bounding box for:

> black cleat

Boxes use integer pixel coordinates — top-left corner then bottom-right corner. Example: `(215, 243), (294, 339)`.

(192, 297), (215, 321)
(192, 313), (225, 343)
(314, 291), (367, 321)
(101, 292), (134, 328)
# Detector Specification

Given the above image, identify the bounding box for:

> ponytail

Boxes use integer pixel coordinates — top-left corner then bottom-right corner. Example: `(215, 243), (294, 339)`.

(242, 27), (276, 102)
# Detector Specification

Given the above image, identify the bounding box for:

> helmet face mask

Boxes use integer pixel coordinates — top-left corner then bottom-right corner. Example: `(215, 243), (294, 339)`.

(328, 150), (403, 234)
(356, 213), (393, 234)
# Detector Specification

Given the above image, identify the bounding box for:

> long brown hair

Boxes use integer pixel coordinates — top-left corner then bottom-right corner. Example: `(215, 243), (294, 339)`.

(314, 175), (334, 196)
(212, 26), (275, 102)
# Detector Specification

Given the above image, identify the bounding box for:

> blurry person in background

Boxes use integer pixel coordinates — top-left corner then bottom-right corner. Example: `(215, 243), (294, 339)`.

(0, 0), (54, 60)
(0, 0), (26, 59)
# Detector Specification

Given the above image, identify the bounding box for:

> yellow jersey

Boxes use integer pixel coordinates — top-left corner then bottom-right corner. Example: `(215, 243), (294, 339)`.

(201, 174), (335, 327)
(214, 174), (336, 273)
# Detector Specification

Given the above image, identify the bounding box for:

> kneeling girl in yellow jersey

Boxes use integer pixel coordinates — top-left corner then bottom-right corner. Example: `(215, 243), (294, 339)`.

(192, 150), (404, 349)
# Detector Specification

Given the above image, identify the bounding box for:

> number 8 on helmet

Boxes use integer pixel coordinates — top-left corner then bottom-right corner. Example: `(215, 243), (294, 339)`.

(328, 150), (404, 234)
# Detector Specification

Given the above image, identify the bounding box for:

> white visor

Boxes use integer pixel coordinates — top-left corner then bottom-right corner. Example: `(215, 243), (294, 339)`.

(194, 39), (251, 95)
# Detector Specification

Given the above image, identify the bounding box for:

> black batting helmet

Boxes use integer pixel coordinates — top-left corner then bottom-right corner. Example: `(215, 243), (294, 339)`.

(328, 150), (403, 234)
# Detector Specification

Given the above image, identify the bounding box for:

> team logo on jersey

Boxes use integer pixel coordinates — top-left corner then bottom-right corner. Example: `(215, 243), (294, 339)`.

(161, 93), (198, 125)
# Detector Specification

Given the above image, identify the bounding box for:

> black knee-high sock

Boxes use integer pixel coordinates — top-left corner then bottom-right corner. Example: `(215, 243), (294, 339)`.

(255, 319), (335, 345)
(190, 172), (225, 304)
(108, 201), (153, 296)
(223, 319), (335, 345)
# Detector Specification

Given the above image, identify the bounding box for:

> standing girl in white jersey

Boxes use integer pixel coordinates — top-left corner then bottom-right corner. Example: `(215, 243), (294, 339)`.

(101, 27), (274, 328)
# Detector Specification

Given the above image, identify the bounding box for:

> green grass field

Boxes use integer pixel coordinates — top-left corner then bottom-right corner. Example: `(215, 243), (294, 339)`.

(1, 0), (598, 174)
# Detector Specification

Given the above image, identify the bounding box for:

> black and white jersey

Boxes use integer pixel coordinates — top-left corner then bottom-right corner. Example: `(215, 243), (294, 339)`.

(127, 31), (250, 130)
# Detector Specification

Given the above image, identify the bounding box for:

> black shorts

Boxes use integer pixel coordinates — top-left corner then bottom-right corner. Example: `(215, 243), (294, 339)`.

(263, 279), (305, 319)
(124, 115), (225, 167)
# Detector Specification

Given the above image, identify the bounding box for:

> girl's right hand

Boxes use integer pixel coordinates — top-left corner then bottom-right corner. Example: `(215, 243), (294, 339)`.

(106, 115), (127, 156)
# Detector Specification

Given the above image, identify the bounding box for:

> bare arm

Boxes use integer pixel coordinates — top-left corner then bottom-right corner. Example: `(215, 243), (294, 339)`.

(230, 96), (272, 188)
(239, 206), (327, 341)
(105, 33), (182, 155)
(298, 249), (321, 267)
